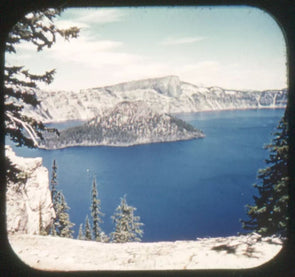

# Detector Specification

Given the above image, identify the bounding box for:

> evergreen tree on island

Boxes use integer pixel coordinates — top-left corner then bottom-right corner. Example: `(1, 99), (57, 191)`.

(111, 195), (144, 243)
(90, 177), (104, 241)
(241, 115), (289, 236)
(4, 8), (79, 181)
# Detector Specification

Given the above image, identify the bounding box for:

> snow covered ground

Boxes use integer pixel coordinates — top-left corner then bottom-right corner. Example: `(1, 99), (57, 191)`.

(8, 233), (283, 271)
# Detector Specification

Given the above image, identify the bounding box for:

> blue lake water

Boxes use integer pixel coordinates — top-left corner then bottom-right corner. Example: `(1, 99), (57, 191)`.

(8, 109), (285, 242)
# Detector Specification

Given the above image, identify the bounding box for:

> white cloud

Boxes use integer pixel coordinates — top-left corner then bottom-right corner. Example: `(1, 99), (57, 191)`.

(45, 35), (144, 69)
(54, 19), (88, 30)
(160, 36), (206, 45)
(50, 36), (122, 54)
(54, 9), (125, 32)
(177, 61), (287, 90)
(64, 8), (125, 24)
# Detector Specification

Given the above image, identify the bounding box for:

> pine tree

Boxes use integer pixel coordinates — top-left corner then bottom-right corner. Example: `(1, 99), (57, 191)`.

(50, 160), (58, 201)
(111, 195), (144, 243)
(84, 215), (92, 241)
(77, 224), (84, 240)
(5, 8), (79, 182)
(90, 177), (104, 241)
(49, 159), (59, 236)
(50, 159), (58, 234)
(54, 191), (75, 238)
(241, 115), (289, 236)
(49, 160), (74, 238)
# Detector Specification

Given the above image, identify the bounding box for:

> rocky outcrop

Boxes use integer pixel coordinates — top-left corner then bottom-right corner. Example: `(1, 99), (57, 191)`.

(23, 76), (287, 123)
(5, 146), (55, 234)
(40, 101), (204, 149)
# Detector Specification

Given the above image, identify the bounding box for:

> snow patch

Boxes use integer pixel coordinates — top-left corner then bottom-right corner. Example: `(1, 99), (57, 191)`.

(8, 233), (283, 271)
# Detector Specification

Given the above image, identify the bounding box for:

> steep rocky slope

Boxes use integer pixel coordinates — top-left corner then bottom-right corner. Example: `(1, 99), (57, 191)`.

(23, 76), (287, 123)
(5, 146), (54, 234)
(41, 101), (204, 149)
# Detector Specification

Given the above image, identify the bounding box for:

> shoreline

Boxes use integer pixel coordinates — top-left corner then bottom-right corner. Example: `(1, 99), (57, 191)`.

(43, 106), (286, 125)
(172, 105), (286, 117)
(39, 133), (205, 150)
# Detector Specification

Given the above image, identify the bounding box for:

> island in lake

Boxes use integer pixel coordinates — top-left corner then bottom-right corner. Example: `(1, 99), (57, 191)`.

(41, 101), (205, 149)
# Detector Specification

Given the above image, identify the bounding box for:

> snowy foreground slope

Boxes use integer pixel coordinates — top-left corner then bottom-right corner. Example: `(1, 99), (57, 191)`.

(24, 76), (287, 123)
(8, 233), (282, 271)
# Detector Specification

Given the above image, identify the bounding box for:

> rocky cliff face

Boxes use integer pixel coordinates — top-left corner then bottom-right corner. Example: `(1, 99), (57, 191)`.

(41, 101), (204, 149)
(6, 146), (55, 234)
(23, 76), (287, 123)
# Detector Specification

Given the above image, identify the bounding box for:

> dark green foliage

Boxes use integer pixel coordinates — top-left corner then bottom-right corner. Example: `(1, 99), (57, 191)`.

(50, 159), (58, 236)
(170, 116), (197, 132)
(84, 215), (92, 241)
(5, 156), (27, 185)
(241, 115), (289, 236)
(90, 178), (104, 241)
(5, 8), (79, 181)
(53, 191), (75, 238)
(49, 160), (75, 238)
(50, 159), (58, 204)
(111, 195), (144, 243)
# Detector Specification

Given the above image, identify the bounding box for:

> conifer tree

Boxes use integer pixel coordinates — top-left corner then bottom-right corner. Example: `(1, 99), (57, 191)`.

(84, 215), (92, 241)
(50, 159), (58, 205)
(111, 195), (144, 243)
(241, 115), (289, 236)
(49, 159), (59, 236)
(49, 160), (74, 238)
(54, 191), (75, 238)
(90, 177), (104, 241)
(77, 224), (84, 240)
(5, 8), (79, 181)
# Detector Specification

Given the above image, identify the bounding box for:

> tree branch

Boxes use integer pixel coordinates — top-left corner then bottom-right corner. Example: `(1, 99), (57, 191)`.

(6, 112), (39, 147)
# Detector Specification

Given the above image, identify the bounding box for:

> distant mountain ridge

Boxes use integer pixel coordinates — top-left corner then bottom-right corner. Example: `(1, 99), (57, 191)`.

(23, 76), (287, 123)
(103, 75), (182, 97)
(41, 101), (204, 149)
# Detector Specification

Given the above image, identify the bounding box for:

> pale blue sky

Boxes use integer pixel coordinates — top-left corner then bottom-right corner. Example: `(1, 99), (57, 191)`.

(6, 6), (287, 91)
